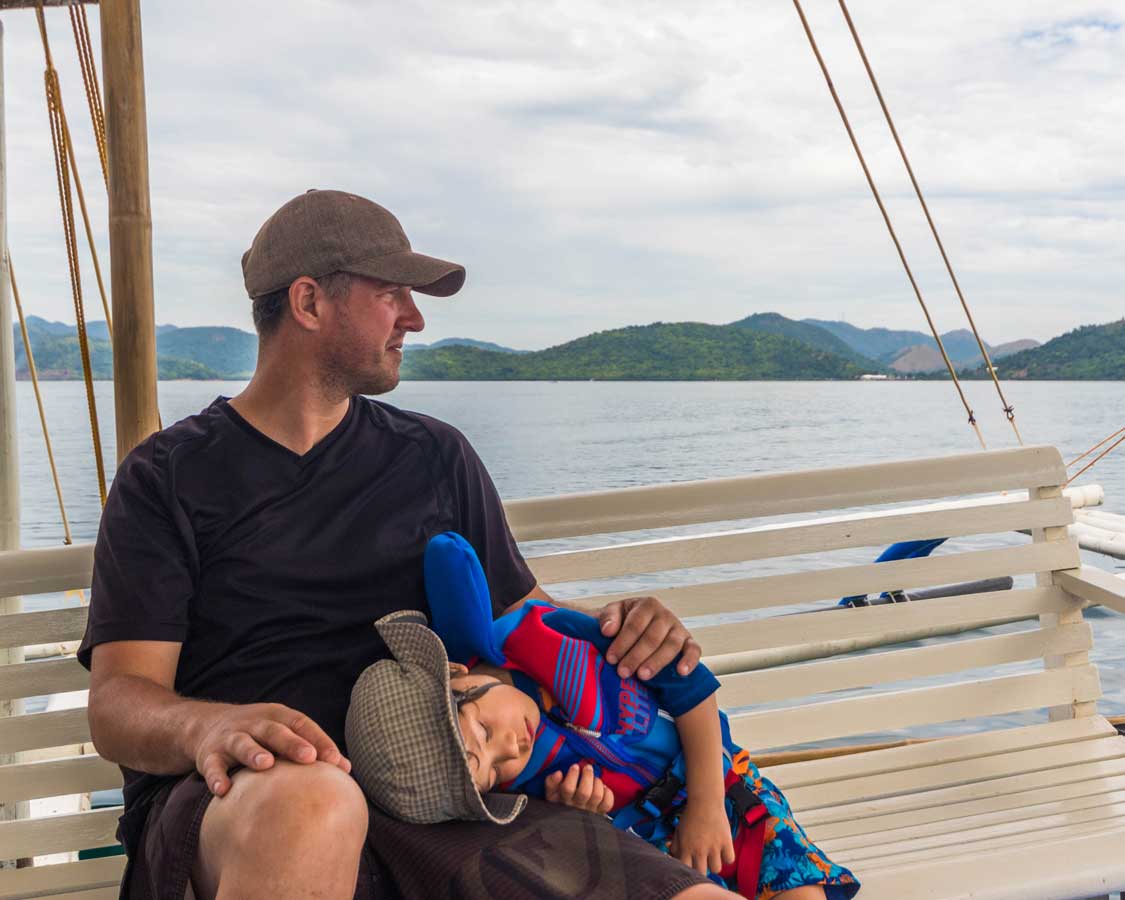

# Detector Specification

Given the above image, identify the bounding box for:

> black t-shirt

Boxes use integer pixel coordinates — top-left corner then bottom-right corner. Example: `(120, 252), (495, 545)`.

(77, 396), (536, 811)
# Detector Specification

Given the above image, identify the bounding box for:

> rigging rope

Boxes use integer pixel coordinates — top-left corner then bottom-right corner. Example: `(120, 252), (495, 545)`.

(37, 4), (108, 506)
(1066, 430), (1125, 487)
(36, 4), (113, 340)
(1067, 425), (1125, 469)
(8, 257), (74, 544)
(835, 0), (1023, 446)
(790, 0), (985, 449)
(69, 2), (108, 188)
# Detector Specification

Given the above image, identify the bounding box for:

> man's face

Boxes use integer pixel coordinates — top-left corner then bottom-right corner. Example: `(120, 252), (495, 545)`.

(317, 276), (425, 396)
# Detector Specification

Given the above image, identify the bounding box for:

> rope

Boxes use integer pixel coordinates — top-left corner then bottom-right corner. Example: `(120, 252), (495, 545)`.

(8, 256), (74, 544)
(1066, 431), (1125, 487)
(37, 4), (108, 506)
(37, 4), (113, 340)
(790, 0), (985, 450)
(1067, 425), (1125, 469)
(69, 2), (108, 188)
(835, 0), (1023, 446)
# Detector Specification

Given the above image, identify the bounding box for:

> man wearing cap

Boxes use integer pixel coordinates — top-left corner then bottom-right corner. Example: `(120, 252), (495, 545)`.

(79, 191), (732, 900)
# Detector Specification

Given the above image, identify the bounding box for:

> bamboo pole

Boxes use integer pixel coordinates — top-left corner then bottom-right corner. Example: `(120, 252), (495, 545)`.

(0, 19), (30, 863)
(99, 0), (159, 463)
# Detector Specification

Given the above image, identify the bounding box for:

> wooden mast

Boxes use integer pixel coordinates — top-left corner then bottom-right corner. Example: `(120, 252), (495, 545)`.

(99, 0), (159, 462)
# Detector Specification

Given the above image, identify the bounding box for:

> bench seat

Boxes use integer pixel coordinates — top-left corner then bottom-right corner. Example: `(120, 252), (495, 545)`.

(762, 716), (1125, 899)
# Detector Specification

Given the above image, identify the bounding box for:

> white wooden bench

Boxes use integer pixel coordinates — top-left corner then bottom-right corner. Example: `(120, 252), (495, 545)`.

(3, 444), (1124, 899)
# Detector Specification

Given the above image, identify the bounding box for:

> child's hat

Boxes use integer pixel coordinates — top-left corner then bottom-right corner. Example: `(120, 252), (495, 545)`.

(345, 610), (527, 825)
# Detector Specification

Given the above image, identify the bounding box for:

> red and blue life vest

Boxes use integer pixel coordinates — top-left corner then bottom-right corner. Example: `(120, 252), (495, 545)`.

(424, 532), (768, 886)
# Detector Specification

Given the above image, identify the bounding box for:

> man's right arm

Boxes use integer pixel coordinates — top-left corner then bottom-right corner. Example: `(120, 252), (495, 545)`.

(89, 640), (350, 797)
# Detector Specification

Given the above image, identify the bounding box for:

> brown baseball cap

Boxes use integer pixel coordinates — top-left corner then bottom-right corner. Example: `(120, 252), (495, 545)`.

(241, 190), (466, 299)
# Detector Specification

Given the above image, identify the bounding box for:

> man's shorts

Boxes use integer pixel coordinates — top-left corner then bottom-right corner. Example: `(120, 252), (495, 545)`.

(117, 771), (710, 899)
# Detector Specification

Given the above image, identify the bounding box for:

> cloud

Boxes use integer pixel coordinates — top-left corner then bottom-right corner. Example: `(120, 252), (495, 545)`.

(2, 0), (1122, 350)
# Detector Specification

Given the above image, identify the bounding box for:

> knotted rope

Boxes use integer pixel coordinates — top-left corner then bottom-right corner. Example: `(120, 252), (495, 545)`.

(37, 3), (108, 505)
(835, 0), (1023, 445)
(790, 0), (985, 448)
(69, 1), (108, 187)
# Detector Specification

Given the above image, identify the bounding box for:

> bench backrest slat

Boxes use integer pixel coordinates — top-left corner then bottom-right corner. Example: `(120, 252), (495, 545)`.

(728, 665), (1102, 751)
(0, 708), (92, 757)
(0, 808), (120, 862)
(527, 495), (1073, 585)
(0, 857), (125, 900)
(0, 658), (89, 702)
(0, 755), (121, 805)
(719, 622), (1092, 708)
(507, 446), (1068, 540)
(0, 608), (89, 652)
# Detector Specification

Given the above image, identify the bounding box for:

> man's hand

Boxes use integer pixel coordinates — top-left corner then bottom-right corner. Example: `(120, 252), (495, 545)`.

(544, 764), (615, 815)
(194, 702), (351, 797)
(598, 595), (701, 681)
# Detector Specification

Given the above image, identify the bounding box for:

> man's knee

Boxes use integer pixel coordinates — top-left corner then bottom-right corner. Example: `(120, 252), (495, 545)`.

(198, 760), (367, 876)
(229, 760), (368, 841)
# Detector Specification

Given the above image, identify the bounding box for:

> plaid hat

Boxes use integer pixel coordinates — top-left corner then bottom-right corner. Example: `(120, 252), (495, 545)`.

(242, 190), (466, 299)
(345, 610), (527, 825)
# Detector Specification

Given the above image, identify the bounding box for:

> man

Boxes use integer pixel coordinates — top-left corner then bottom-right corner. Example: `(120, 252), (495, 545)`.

(79, 190), (737, 899)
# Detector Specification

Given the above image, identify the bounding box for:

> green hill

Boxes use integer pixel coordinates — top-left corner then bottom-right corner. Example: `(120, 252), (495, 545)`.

(13, 320), (224, 380)
(157, 327), (258, 378)
(733, 313), (881, 369)
(401, 321), (869, 380)
(962, 319), (1125, 380)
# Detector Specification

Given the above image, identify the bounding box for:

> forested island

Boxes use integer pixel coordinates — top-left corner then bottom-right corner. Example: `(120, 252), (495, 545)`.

(12, 313), (1124, 381)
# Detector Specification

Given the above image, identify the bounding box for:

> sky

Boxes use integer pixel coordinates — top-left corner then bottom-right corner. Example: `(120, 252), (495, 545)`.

(2, 1), (1123, 350)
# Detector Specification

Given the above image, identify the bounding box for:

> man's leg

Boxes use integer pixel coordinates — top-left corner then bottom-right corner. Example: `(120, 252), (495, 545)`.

(192, 761), (368, 900)
(673, 886), (740, 898)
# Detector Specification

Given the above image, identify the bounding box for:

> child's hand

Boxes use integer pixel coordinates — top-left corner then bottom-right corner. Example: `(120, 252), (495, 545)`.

(669, 800), (736, 876)
(544, 764), (615, 815)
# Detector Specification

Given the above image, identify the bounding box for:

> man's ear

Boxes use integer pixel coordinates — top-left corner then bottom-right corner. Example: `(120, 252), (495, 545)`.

(287, 276), (322, 331)
(448, 662), (470, 678)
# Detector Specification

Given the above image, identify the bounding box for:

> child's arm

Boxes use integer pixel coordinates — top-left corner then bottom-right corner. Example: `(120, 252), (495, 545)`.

(669, 695), (736, 876)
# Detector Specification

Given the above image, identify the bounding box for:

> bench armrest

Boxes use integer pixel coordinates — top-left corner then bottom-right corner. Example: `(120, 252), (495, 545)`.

(1056, 566), (1125, 614)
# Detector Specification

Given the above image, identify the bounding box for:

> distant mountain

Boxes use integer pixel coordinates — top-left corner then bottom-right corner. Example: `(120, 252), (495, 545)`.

(412, 337), (526, 354)
(804, 319), (936, 361)
(961, 320), (1125, 380)
(807, 319), (1038, 373)
(14, 320), (227, 380)
(157, 327), (258, 378)
(401, 321), (869, 380)
(731, 313), (881, 369)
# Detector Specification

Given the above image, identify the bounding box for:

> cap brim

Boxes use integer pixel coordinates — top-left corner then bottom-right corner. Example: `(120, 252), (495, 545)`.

(350, 250), (466, 297)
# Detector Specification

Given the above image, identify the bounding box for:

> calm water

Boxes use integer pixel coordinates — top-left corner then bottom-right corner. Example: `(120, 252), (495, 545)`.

(12, 379), (1125, 739)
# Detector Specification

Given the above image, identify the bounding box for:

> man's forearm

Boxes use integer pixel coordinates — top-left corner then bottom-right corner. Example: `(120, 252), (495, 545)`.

(89, 673), (229, 776)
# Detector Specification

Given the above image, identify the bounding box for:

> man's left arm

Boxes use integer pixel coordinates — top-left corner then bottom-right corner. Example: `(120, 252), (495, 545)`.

(506, 584), (703, 681)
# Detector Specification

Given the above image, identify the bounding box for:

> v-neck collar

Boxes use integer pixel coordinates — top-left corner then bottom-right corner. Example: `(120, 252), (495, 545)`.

(216, 395), (358, 468)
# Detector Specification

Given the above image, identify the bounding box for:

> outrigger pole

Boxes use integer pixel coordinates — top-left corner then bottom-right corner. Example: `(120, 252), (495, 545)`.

(98, 0), (159, 462)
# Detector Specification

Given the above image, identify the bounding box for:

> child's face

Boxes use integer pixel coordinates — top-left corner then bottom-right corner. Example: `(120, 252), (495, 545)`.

(451, 671), (540, 792)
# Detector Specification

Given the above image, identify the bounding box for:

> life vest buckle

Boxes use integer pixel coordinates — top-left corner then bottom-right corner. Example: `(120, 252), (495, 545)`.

(726, 778), (764, 823)
(634, 771), (684, 819)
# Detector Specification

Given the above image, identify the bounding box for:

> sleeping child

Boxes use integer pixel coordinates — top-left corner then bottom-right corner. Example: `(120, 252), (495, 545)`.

(346, 532), (859, 900)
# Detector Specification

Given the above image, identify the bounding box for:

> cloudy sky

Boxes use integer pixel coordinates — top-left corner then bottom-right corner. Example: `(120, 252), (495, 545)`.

(2, 1), (1122, 349)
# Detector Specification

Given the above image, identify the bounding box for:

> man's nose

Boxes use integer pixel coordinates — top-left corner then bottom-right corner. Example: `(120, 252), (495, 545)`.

(399, 289), (425, 332)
